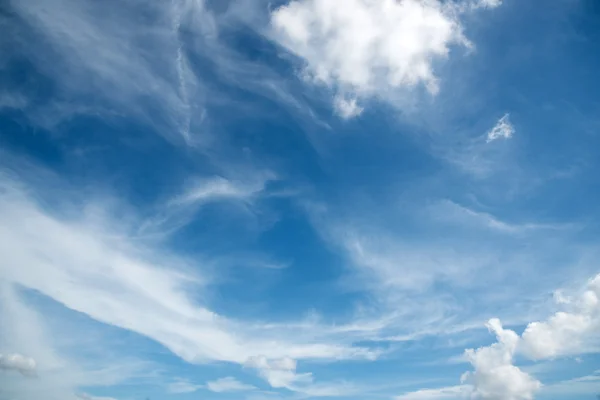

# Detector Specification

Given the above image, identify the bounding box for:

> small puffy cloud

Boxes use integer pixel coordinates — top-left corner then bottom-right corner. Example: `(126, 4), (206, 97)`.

(0, 353), (37, 376)
(486, 114), (515, 142)
(334, 95), (363, 119)
(462, 319), (541, 400)
(521, 273), (600, 359)
(271, 0), (501, 113)
(245, 356), (309, 388)
(206, 377), (255, 393)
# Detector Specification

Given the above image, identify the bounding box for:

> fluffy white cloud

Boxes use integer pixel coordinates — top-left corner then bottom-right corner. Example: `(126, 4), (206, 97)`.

(486, 114), (515, 142)
(462, 319), (541, 400)
(453, 273), (600, 399)
(246, 356), (308, 388)
(333, 95), (364, 119)
(0, 353), (37, 376)
(521, 274), (600, 359)
(271, 0), (501, 116)
(206, 377), (256, 393)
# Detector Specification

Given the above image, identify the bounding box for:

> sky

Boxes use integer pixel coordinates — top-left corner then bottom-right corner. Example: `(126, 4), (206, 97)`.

(1, 0), (600, 399)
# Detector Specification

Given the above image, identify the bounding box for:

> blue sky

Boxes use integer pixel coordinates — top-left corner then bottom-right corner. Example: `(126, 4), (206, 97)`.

(1, 0), (600, 399)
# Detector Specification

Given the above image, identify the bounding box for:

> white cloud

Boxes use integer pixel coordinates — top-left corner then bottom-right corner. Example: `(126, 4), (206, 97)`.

(245, 356), (356, 396)
(521, 273), (600, 359)
(0, 283), (146, 400)
(542, 371), (600, 396)
(0, 353), (37, 376)
(7, 0), (199, 143)
(271, 0), (500, 114)
(430, 200), (570, 234)
(206, 377), (256, 393)
(462, 319), (541, 400)
(454, 273), (600, 399)
(472, 0), (503, 9)
(333, 95), (364, 119)
(0, 173), (377, 391)
(77, 393), (118, 400)
(246, 356), (307, 389)
(396, 385), (470, 399)
(486, 114), (515, 142)
(172, 175), (272, 207)
(167, 379), (204, 394)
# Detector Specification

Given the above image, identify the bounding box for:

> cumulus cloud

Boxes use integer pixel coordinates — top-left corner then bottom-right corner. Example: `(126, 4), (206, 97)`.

(462, 319), (541, 400)
(206, 377), (256, 393)
(521, 273), (600, 359)
(270, 0), (501, 115)
(486, 114), (515, 142)
(0, 353), (37, 376)
(455, 273), (600, 399)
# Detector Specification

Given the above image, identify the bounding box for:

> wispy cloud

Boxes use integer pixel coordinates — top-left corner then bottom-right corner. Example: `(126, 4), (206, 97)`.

(429, 200), (572, 234)
(0, 283), (148, 400)
(0, 171), (379, 392)
(206, 376), (255, 393)
(167, 379), (204, 394)
(76, 393), (118, 400)
(542, 370), (600, 396)
(396, 385), (470, 400)
(6, 0), (199, 143)
(486, 113), (515, 142)
(138, 173), (276, 237)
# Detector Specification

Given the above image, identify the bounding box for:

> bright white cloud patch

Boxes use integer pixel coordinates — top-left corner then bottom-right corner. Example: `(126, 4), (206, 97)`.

(334, 95), (364, 119)
(521, 274), (600, 359)
(0, 353), (37, 376)
(454, 273), (600, 399)
(206, 377), (255, 393)
(271, 0), (501, 116)
(486, 113), (515, 142)
(462, 319), (541, 400)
